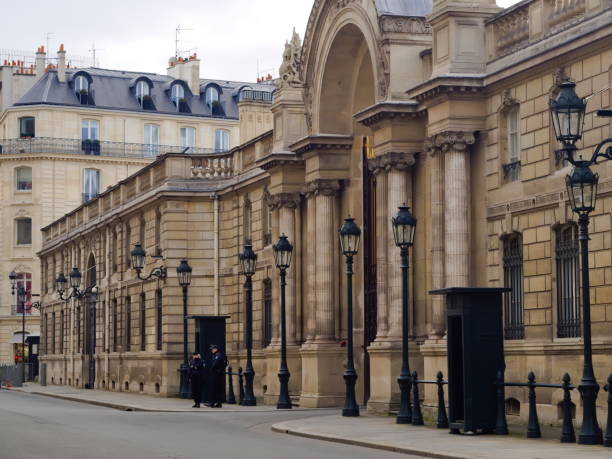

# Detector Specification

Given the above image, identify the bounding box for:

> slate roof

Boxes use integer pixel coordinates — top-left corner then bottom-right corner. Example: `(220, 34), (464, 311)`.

(14, 67), (275, 120)
(375, 0), (432, 17)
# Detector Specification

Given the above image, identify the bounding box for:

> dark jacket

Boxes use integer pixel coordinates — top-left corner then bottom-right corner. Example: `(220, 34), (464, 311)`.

(210, 352), (226, 374)
(189, 358), (205, 380)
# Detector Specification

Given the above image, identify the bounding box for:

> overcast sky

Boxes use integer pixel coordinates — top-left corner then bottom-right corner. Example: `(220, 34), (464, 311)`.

(1, 0), (520, 83)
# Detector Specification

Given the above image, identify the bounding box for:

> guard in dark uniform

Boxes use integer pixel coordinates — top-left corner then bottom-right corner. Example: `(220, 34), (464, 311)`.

(207, 345), (226, 408)
(189, 353), (205, 408)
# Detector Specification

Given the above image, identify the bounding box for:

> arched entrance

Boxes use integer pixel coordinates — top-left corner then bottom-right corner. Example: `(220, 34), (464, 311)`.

(84, 254), (97, 389)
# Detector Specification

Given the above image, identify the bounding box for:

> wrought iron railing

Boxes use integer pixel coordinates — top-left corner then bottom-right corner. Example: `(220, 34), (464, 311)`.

(0, 137), (226, 159)
(502, 160), (521, 182)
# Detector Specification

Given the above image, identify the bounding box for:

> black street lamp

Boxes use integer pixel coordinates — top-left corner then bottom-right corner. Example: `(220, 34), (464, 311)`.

(550, 81), (612, 445)
(130, 243), (167, 281)
(339, 216), (361, 417)
(239, 242), (257, 406)
(391, 204), (417, 424)
(176, 259), (192, 399)
(273, 234), (293, 409)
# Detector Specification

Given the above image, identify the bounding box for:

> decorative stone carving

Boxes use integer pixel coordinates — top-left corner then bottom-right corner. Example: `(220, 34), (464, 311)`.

(270, 192), (301, 210)
(305, 179), (341, 197)
(379, 16), (432, 34)
(277, 28), (303, 90)
(500, 88), (520, 112)
(367, 151), (416, 174)
(429, 131), (476, 153)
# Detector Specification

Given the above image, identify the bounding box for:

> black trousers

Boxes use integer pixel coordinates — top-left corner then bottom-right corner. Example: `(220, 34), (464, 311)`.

(191, 377), (203, 404)
(210, 372), (224, 404)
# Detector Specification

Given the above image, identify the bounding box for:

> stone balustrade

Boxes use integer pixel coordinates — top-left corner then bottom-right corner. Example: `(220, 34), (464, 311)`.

(191, 154), (234, 178)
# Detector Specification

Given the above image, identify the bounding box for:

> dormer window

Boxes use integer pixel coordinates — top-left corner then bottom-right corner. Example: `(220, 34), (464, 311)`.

(74, 74), (93, 105)
(206, 86), (219, 108)
(133, 78), (155, 110)
(136, 81), (149, 102)
(171, 84), (184, 108)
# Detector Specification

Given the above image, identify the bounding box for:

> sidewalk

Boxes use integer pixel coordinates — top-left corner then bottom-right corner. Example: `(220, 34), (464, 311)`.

(7, 383), (327, 413)
(272, 414), (611, 459)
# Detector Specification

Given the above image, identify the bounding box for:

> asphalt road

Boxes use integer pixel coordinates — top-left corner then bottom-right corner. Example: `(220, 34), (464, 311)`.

(0, 390), (417, 459)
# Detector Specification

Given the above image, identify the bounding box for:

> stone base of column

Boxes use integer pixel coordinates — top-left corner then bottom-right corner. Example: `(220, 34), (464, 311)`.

(366, 341), (423, 414)
(420, 339), (448, 408)
(298, 344), (345, 408)
(263, 346), (302, 406)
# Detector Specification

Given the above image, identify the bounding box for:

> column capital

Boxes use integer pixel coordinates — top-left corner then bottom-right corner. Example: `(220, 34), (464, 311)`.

(270, 192), (302, 210)
(368, 151), (416, 174)
(305, 179), (341, 197)
(426, 131), (475, 154)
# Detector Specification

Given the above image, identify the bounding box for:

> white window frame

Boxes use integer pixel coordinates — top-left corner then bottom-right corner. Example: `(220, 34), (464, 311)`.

(75, 75), (89, 93)
(171, 84), (184, 108)
(15, 217), (32, 246)
(81, 119), (99, 141)
(136, 81), (150, 105)
(144, 124), (160, 157)
(83, 169), (100, 202)
(507, 106), (520, 163)
(179, 127), (195, 152)
(205, 86), (219, 108)
(15, 166), (32, 192)
(214, 129), (230, 152)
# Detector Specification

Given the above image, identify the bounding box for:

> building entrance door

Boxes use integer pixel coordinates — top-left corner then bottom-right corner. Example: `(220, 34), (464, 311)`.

(362, 137), (377, 405)
(195, 316), (227, 401)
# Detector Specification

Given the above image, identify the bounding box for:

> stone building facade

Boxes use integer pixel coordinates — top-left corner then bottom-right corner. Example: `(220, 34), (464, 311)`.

(39, 0), (611, 425)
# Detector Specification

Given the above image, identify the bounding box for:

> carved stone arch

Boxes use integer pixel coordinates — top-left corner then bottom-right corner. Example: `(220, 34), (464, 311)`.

(300, 0), (383, 134)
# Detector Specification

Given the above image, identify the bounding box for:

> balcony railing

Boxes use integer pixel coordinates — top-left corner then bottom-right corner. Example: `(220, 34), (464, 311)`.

(82, 192), (99, 204)
(0, 137), (227, 159)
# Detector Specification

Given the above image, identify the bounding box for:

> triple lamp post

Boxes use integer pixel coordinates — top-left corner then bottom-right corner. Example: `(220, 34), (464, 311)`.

(549, 81), (612, 445)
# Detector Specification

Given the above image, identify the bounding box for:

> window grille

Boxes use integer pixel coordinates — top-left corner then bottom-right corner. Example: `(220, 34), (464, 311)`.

(112, 299), (118, 352)
(262, 279), (272, 347)
(52, 311), (56, 354)
(140, 293), (146, 351)
(155, 290), (162, 351)
(556, 225), (581, 338)
(125, 296), (132, 351)
(503, 234), (524, 340)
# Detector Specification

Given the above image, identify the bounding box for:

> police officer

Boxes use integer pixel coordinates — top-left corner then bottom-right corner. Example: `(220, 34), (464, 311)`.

(189, 352), (205, 408)
(206, 345), (226, 408)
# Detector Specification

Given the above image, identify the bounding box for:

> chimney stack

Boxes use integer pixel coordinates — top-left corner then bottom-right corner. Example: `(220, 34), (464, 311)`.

(57, 44), (66, 83)
(167, 54), (201, 95)
(35, 46), (46, 79)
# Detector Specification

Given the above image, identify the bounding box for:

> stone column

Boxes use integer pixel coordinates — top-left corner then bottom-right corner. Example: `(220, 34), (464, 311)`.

(304, 191), (316, 343)
(311, 180), (340, 342)
(274, 193), (301, 345)
(439, 131), (474, 288)
(383, 153), (414, 341)
(371, 161), (388, 342)
(426, 139), (446, 338)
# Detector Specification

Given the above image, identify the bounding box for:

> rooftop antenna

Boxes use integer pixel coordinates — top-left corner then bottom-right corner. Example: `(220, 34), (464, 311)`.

(175, 24), (194, 59)
(45, 32), (54, 63)
(89, 41), (103, 67)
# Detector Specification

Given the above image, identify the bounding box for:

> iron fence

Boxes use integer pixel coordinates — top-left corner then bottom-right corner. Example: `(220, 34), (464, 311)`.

(0, 364), (23, 387)
(0, 137), (226, 159)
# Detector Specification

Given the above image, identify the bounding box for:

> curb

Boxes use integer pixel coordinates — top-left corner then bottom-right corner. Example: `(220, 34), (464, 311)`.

(7, 388), (333, 414)
(271, 424), (471, 459)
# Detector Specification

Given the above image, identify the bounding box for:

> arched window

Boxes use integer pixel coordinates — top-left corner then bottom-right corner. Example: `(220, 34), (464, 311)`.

(75, 75), (89, 93)
(19, 117), (35, 138)
(15, 166), (32, 191)
(205, 86), (219, 108)
(556, 224), (580, 338)
(136, 81), (150, 104)
(214, 129), (230, 152)
(15, 218), (32, 245)
(502, 233), (524, 340)
(171, 84), (184, 108)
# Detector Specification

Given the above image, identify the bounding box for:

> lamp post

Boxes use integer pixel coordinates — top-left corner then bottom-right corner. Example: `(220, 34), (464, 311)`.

(391, 204), (417, 424)
(339, 216), (361, 417)
(550, 80), (612, 445)
(130, 243), (167, 281)
(239, 242), (257, 406)
(176, 259), (192, 399)
(273, 234), (293, 409)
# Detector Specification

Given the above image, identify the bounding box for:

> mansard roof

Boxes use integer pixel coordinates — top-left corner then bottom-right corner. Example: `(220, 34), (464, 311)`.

(14, 67), (275, 120)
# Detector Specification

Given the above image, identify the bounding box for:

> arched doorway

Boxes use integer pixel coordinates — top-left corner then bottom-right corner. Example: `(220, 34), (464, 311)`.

(84, 254), (97, 389)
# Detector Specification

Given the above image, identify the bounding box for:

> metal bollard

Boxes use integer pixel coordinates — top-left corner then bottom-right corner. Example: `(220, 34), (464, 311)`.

(604, 374), (612, 447)
(411, 371), (424, 425)
(560, 373), (576, 443)
(494, 370), (509, 435)
(527, 371), (541, 438)
(238, 367), (245, 405)
(226, 367), (236, 405)
(436, 371), (449, 429)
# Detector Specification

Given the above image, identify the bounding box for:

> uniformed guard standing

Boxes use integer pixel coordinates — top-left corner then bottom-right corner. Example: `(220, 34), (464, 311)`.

(207, 345), (226, 408)
(189, 352), (205, 408)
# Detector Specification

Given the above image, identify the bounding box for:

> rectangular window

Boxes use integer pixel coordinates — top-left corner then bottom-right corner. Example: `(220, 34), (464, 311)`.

(16, 218), (32, 245)
(112, 299), (118, 352)
(125, 296), (132, 351)
(154, 209), (162, 257)
(263, 198), (272, 246)
(262, 280), (272, 347)
(82, 169), (100, 203)
(139, 293), (146, 351)
(144, 124), (159, 157)
(81, 119), (99, 141)
(19, 117), (35, 138)
(52, 312), (56, 354)
(14, 272), (32, 315)
(60, 310), (64, 353)
(508, 108), (520, 162)
(125, 223), (131, 268)
(179, 127), (195, 152)
(556, 226), (581, 338)
(503, 235), (524, 340)
(214, 129), (229, 152)
(155, 290), (162, 351)
(76, 305), (81, 353)
(16, 167), (32, 191)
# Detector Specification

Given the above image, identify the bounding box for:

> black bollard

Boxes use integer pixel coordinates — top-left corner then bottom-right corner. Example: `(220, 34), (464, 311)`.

(411, 371), (424, 425)
(238, 367), (245, 405)
(227, 367), (236, 405)
(604, 374), (612, 447)
(436, 371), (449, 429)
(527, 371), (541, 438)
(560, 373), (576, 443)
(494, 370), (509, 435)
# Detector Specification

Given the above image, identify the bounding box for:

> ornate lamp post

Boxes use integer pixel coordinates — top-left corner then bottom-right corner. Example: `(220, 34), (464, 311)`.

(391, 204), (417, 424)
(239, 242), (257, 406)
(130, 243), (167, 280)
(339, 216), (361, 417)
(273, 234), (293, 409)
(176, 259), (192, 399)
(550, 80), (612, 445)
